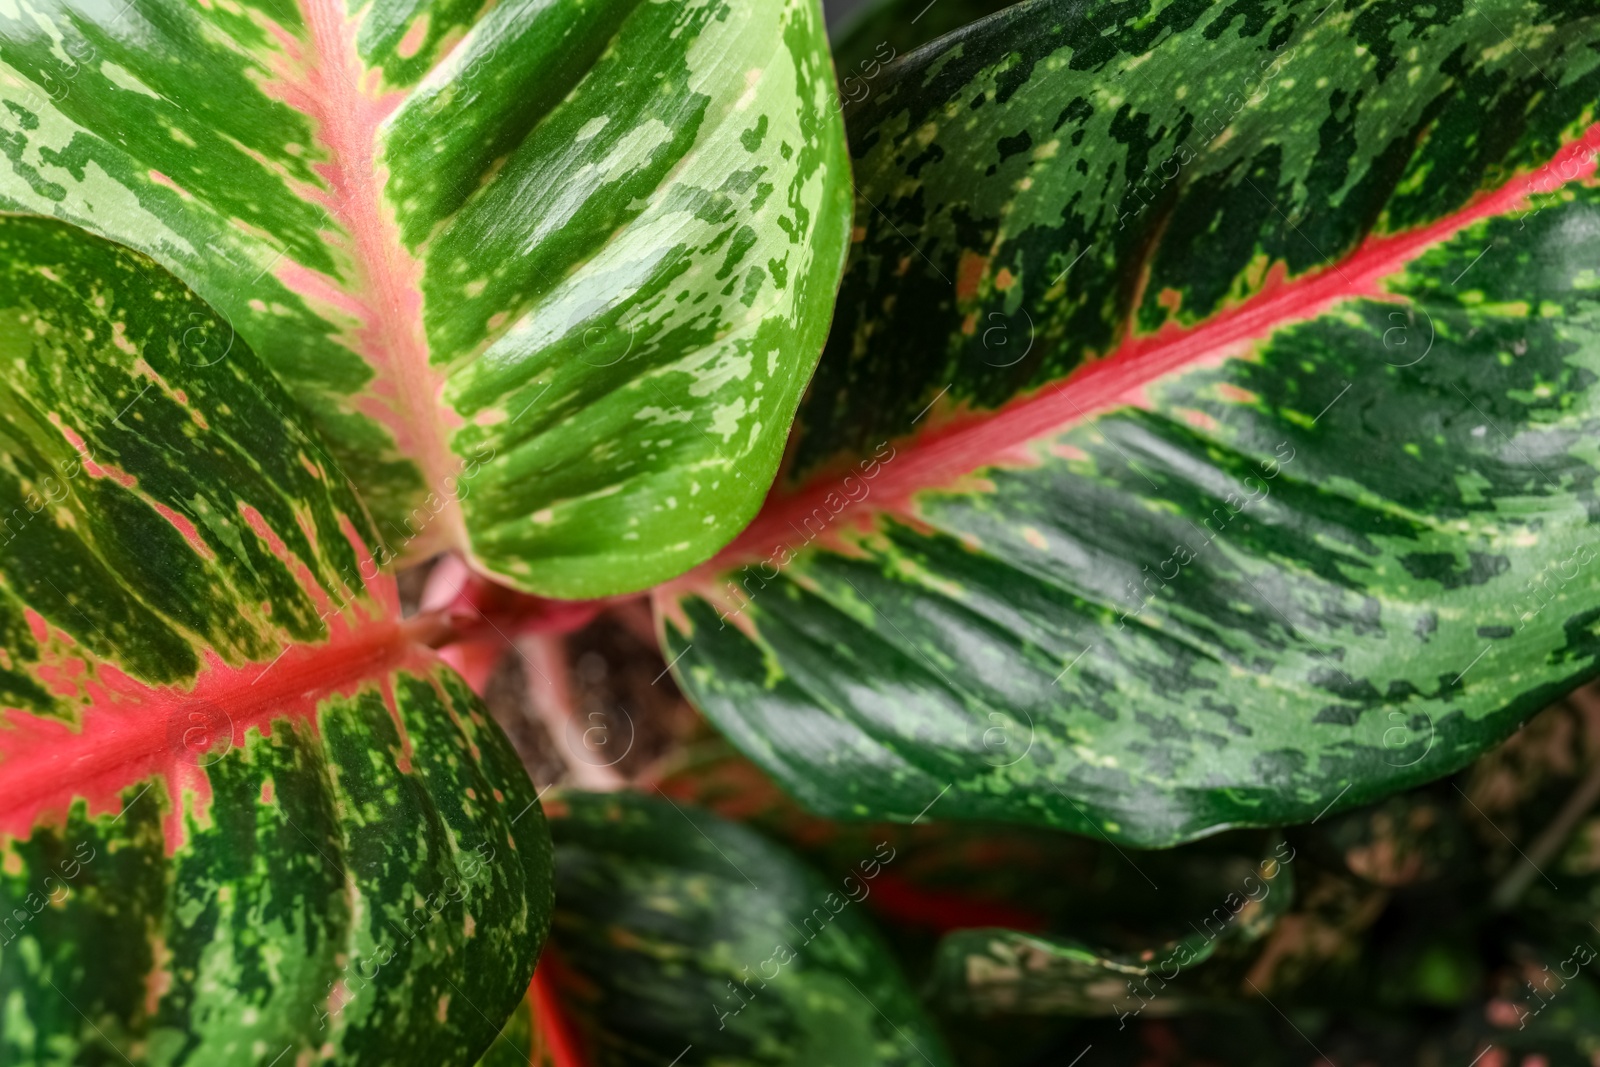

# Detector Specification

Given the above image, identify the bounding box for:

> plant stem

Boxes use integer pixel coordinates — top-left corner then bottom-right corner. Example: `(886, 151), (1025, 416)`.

(1491, 688), (1600, 910)
(517, 633), (626, 791)
(609, 596), (660, 649)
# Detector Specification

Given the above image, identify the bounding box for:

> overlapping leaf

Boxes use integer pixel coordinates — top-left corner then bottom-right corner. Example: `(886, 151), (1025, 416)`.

(0, 0), (851, 597)
(537, 790), (953, 1067)
(929, 837), (1293, 1016)
(659, 0), (1600, 845)
(0, 218), (552, 1066)
(474, 979), (551, 1067)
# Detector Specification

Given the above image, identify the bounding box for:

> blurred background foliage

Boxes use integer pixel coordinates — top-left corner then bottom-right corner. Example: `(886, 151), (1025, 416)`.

(449, 561), (1600, 1064)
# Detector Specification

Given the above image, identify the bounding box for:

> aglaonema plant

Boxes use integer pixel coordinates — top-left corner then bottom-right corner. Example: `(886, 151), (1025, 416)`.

(0, 0), (848, 1062)
(0, 0), (850, 598)
(661, 0), (1600, 846)
(8, 0), (1600, 1063)
(0, 218), (555, 1064)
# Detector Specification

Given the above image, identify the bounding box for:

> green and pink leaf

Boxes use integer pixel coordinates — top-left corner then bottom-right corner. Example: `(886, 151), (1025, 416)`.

(0, 0), (851, 597)
(0, 218), (551, 1066)
(659, 0), (1600, 845)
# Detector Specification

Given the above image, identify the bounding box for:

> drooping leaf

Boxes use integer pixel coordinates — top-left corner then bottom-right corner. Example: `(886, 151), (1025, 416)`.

(0, 218), (552, 1066)
(934, 929), (1215, 1017)
(659, 0), (1600, 845)
(0, 0), (851, 597)
(538, 790), (954, 1067)
(928, 838), (1294, 1015)
(657, 735), (1290, 952)
(1026, 993), (1600, 1067)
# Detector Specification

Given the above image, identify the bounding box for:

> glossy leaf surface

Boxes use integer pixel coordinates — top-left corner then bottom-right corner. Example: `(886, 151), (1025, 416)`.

(828, 0), (1013, 77)
(539, 790), (954, 1067)
(661, 0), (1600, 845)
(0, 218), (552, 1065)
(658, 745), (1298, 1019)
(0, 0), (851, 597)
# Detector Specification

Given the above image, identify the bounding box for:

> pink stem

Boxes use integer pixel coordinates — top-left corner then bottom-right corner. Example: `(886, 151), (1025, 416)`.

(517, 634), (625, 791)
(608, 596), (660, 650)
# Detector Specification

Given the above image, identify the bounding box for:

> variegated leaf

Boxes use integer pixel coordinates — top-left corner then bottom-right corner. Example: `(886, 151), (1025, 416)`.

(659, 0), (1600, 844)
(0, 217), (552, 1066)
(538, 790), (954, 1067)
(929, 837), (1293, 1015)
(0, 0), (851, 597)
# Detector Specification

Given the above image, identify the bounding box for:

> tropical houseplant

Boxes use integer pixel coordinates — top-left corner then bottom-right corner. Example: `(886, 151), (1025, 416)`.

(4, 0), (1600, 1062)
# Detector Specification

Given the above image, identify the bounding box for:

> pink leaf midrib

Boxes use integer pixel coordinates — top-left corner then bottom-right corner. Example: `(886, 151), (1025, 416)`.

(0, 612), (427, 853)
(280, 0), (464, 558)
(687, 121), (1600, 584)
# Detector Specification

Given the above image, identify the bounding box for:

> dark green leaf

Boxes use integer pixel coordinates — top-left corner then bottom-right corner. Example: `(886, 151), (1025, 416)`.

(928, 838), (1293, 1015)
(829, 0), (1014, 77)
(659, 0), (1600, 845)
(540, 790), (954, 1067)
